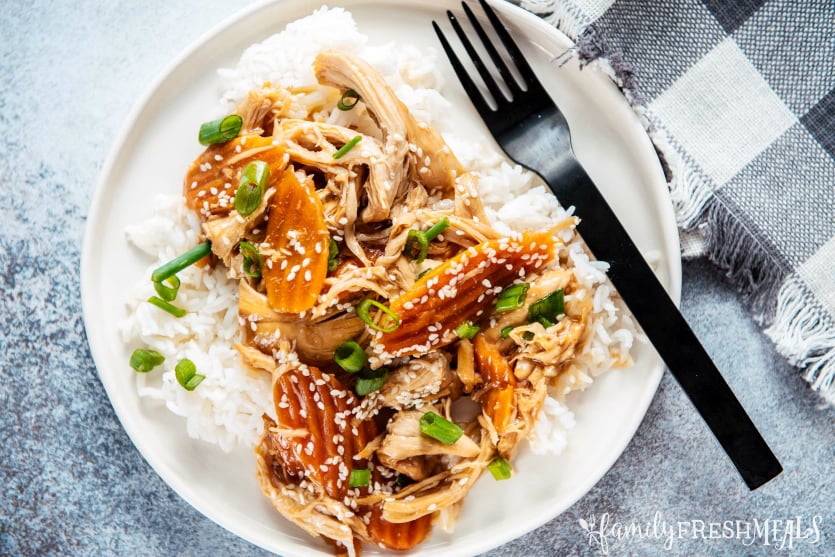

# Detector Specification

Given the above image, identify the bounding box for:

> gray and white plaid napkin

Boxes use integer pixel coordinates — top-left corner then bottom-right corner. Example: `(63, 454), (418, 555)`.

(515, 0), (835, 405)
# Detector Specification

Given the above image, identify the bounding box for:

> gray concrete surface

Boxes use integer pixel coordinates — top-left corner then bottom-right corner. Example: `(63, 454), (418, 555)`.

(1, 1), (831, 555)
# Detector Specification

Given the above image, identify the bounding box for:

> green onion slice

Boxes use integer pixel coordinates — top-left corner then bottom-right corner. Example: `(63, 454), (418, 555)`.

(234, 184), (262, 217)
(417, 268), (432, 280)
(404, 218), (450, 265)
(327, 238), (339, 272)
(424, 217), (450, 241)
(239, 241), (261, 279)
(175, 358), (205, 391)
(456, 322), (480, 340)
(348, 468), (371, 487)
(355, 367), (388, 396)
(151, 241), (212, 283)
(500, 325), (514, 339)
(419, 411), (463, 445)
(334, 341), (367, 373)
(487, 457), (512, 480)
(129, 348), (164, 372)
(234, 161), (269, 216)
(495, 282), (530, 313)
(333, 135), (362, 159)
(522, 331), (535, 341)
(396, 474), (415, 488)
(147, 296), (186, 318)
(404, 229), (430, 263)
(527, 289), (564, 326)
(356, 299), (400, 333)
(337, 89), (360, 111)
(152, 275), (181, 302)
(198, 114), (243, 145)
(241, 160), (270, 189)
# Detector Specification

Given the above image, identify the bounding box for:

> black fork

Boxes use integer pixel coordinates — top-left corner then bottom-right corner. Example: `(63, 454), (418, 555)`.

(434, 0), (782, 490)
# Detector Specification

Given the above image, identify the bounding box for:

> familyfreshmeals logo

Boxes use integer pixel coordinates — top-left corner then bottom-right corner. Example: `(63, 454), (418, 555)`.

(578, 512), (823, 554)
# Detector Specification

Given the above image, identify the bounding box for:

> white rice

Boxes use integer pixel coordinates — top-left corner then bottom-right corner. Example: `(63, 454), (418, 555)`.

(120, 7), (637, 455)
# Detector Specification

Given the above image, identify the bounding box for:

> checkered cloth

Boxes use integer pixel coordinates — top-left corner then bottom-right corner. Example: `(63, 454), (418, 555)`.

(515, 0), (835, 405)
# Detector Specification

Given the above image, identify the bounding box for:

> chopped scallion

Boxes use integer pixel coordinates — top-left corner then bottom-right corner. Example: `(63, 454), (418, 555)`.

(198, 114), (243, 145)
(495, 282), (530, 312)
(424, 217), (450, 240)
(175, 358), (205, 391)
(337, 89), (360, 111)
(404, 217), (450, 264)
(147, 296), (186, 318)
(234, 185), (261, 217)
(500, 325), (514, 339)
(417, 268), (433, 280)
(396, 474), (415, 488)
(534, 316), (554, 328)
(151, 241), (212, 283)
(404, 229), (429, 263)
(356, 299), (400, 333)
(234, 161), (269, 216)
(523, 331), (535, 341)
(456, 322), (480, 340)
(355, 367), (388, 396)
(527, 289), (564, 327)
(129, 348), (164, 372)
(239, 241), (261, 279)
(348, 468), (371, 487)
(242, 160), (270, 189)
(152, 275), (180, 302)
(334, 341), (367, 373)
(333, 135), (362, 159)
(419, 411), (463, 445)
(487, 457), (512, 480)
(327, 238), (339, 272)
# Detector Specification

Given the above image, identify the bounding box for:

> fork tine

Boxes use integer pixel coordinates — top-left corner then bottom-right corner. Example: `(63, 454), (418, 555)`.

(445, 10), (509, 106)
(432, 20), (494, 117)
(461, 1), (520, 95)
(477, 0), (544, 93)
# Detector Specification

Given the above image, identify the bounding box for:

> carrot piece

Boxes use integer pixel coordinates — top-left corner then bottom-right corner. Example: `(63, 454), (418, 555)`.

(367, 504), (433, 550)
(272, 366), (378, 500)
(483, 387), (515, 434)
(262, 170), (330, 313)
(183, 134), (287, 218)
(374, 231), (556, 359)
(474, 334), (516, 433)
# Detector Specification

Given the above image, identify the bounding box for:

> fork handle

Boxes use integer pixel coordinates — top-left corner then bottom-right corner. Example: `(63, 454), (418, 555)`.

(544, 158), (782, 490)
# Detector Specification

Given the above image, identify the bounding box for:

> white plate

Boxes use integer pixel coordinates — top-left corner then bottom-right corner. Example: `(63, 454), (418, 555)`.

(82, 1), (681, 555)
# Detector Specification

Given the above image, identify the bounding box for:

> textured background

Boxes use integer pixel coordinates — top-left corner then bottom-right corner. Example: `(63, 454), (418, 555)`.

(1, 1), (832, 556)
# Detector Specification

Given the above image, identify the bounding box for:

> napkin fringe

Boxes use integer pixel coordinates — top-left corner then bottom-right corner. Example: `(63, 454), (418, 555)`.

(702, 198), (785, 323)
(646, 131), (714, 230)
(765, 277), (835, 405)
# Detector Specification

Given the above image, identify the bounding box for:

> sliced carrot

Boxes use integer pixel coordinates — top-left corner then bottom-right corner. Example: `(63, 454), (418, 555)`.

(183, 134), (287, 218)
(367, 504), (433, 550)
(474, 334), (516, 433)
(374, 231), (556, 359)
(483, 387), (515, 434)
(272, 366), (378, 500)
(262, 170), (330, 313)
